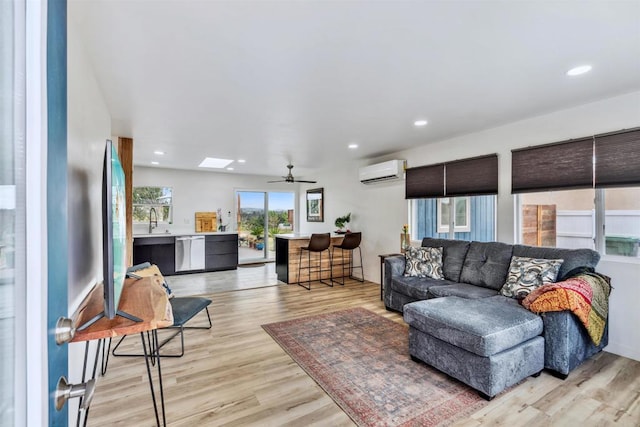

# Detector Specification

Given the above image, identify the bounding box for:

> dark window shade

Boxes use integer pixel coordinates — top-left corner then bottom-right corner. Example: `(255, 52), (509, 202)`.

(445, 154), (498, 197)
(405, 164), (444, 199)
(511, 137), (594, 193)
(595, 128), (640, 188)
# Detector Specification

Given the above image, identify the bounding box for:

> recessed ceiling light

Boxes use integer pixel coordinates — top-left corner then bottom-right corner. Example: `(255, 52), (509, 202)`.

(348, 144), (358, 149)
(153, 150), (165, 155)
(566, 65), (592, 76)
(237, 159), (246, 163)
(198, 157), (234, 168)
(414, 120), (428, 127)
(226, 167), (234, 171)
(151, 161), (159, 165)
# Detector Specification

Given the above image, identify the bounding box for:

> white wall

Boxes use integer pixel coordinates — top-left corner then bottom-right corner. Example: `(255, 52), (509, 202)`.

(67, 14), (112, 425)
(133, 167), (299, 235)
(301, 90), (640, 361)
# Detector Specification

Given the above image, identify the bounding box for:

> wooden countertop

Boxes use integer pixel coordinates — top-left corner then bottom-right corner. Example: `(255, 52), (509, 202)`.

(71, 276), (173, 343)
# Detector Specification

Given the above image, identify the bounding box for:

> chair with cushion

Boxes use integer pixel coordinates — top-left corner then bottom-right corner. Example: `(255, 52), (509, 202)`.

(331, 232), (364, 285)
(297, 233), (333, 290)
(112, 263), (212, 358)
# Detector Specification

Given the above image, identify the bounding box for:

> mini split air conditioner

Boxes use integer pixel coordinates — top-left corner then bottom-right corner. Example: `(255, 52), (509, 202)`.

(358, 160), (405, 184)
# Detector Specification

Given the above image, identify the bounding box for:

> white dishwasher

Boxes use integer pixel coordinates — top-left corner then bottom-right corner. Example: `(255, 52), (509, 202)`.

(175, 236), (205, 272)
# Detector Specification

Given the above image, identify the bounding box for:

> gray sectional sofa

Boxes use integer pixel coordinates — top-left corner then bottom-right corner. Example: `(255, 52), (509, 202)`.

(384, 238), (608, 398)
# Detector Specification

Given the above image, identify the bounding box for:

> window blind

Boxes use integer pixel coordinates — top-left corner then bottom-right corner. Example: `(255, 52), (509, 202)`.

(511, 137), (594, 193)
(405, 154), (498, 199)
(595, 128), (640, 188)
(405, 164), (445, 199)
(445, 154), (498, 197)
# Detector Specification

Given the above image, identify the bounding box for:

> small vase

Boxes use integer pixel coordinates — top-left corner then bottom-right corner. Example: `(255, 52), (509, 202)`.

(401, 233), (410, 253)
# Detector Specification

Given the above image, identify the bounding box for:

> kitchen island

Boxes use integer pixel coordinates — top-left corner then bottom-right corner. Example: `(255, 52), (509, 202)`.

(275, 233), (345, 284)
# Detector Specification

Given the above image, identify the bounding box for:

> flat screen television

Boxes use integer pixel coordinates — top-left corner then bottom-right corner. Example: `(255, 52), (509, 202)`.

(78, 140), (140, 330)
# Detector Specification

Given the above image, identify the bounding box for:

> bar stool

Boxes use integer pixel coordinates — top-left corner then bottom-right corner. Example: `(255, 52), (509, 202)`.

(331, 232), (364, 285)
(297, 233), (333, 290)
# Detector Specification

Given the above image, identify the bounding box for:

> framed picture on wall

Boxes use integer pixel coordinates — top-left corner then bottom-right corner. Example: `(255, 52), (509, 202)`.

(306, 188), (324, 222)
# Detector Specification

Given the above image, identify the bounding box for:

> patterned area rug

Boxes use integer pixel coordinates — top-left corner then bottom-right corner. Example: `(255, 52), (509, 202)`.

(262, 307), (487, 427)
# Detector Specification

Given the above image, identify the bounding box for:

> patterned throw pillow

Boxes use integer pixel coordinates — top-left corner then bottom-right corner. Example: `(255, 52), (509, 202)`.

(500, 256), (564, 299)
(403, 246), (445, 280)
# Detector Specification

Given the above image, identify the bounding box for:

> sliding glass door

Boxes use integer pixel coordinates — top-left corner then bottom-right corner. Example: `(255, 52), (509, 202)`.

(236, 191), (294, 263)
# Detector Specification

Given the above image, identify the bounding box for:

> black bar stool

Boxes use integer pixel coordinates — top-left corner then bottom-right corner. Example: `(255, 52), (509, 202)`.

(331, 232), (364, 285)
(297, 233), (333, 290)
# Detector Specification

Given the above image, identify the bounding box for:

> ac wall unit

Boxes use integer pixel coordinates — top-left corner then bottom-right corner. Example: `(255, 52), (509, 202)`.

(359, 159), (405, 184)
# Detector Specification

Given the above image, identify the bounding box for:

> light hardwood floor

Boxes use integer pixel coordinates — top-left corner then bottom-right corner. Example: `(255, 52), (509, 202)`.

(86, 272), (640, 426)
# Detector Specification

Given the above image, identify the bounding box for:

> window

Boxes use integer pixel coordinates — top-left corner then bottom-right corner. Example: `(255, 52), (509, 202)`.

(602, 188), (640, 257)
(437, 197), (470, 233)
(512, 127), (640, 259)
(411, 195), (496, 242)
(132, 186), (173, 223)
(516, 187), (640, 258)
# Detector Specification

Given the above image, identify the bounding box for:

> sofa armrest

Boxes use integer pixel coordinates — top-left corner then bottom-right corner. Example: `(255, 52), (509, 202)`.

(384, 256), (405, 303)
(541, 311), (608, 376)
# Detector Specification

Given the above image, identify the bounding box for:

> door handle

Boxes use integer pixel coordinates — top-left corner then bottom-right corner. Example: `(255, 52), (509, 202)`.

(55, 377), (96, 411)
(54, 317), (76, 345)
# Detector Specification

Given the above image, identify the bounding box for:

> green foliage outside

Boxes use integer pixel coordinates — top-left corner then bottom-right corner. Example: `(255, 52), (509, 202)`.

(133, 186), (172, 223)
(239, 209), (291, 240)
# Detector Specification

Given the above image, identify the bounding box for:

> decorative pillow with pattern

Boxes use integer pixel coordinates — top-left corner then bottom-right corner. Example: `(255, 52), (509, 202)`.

(500, 256), (564, 299)
(403, 246), (445, 280)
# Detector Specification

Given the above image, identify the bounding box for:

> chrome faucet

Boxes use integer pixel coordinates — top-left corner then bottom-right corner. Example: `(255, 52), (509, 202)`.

(149, 207), (158, 234)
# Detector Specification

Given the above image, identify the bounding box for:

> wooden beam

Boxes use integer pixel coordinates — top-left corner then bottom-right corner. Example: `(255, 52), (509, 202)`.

(117, 137), (134, 267)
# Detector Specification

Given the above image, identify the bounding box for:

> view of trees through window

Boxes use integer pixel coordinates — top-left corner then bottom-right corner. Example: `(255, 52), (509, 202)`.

(237, 191), (294, 261)
(132, 186), (173, 223)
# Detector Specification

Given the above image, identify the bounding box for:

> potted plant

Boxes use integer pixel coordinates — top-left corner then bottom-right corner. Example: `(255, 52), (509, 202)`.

(334, 213), (351, 234)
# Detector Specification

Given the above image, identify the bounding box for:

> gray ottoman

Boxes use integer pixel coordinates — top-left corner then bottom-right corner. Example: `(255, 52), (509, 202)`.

(404, 296), (544, 400)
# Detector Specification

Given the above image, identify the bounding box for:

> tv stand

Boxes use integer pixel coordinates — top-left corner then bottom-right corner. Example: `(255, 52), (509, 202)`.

(72, 277), (173, 426)
(77, 309), (142, 331)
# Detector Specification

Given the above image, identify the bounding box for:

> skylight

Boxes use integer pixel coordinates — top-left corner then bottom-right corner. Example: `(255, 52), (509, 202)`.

(198, 157), (234, 168)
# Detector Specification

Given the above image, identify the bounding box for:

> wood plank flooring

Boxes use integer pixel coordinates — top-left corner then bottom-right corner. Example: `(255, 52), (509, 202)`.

(86, 273), (640, 426)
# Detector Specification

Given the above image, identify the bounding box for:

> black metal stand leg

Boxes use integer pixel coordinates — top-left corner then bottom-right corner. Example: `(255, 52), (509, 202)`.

(141, 331), (166, 427)
(154, 330), (167, 426)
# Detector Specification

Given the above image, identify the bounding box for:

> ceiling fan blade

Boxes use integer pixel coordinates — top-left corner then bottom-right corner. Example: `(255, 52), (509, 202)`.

(268, 163), (316, 184)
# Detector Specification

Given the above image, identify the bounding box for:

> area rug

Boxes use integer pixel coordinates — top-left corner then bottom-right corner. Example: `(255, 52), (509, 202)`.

(262, 307), (487, 427)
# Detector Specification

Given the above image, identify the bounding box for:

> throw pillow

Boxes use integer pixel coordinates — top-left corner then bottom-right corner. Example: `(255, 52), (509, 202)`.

(500, 256), (564, 299)
(403, 246), (445, 280)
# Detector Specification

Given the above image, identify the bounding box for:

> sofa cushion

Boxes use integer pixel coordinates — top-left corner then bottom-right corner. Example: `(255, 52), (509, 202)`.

(428, 283), (499, 299)
(421, 238), (471, 282)
(500, 256), (564, 299)
(403, 246), (444, 279)
(512, 245), (599, 281)
(459, 241), (513, 290)
(403, 296), (543, 357)
(391, 276), (459, 300)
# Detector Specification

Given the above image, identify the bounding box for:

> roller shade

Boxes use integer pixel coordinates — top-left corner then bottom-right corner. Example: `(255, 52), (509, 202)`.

(405, 154), (498, 199)
(446, 154), (498, 197)
(405, 164), (444, 199)
(595, 128), (640, 188)
(511, 137), (594, 193)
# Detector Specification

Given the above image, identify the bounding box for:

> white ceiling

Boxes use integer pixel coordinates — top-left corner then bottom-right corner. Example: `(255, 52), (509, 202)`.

(70, 1), (640, 179)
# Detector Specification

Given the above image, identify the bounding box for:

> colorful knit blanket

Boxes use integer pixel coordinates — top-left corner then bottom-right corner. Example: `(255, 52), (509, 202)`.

(522, 271), (611, 346)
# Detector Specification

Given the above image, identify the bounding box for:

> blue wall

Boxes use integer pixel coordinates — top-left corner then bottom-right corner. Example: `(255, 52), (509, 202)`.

(415, 195), (495, 242)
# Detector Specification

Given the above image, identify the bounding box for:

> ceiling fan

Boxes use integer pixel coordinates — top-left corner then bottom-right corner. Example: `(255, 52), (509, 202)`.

(268, 164), (317, 184)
